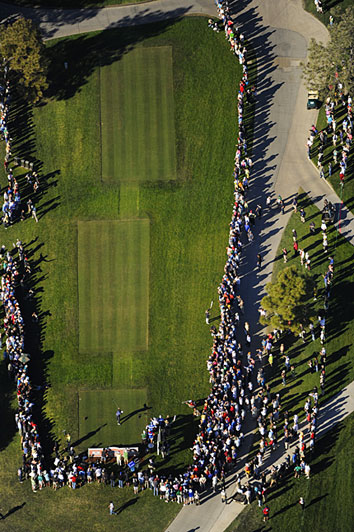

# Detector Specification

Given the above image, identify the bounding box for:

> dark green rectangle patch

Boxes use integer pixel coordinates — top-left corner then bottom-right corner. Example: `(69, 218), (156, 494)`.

(78, 388), (148, 448)
(100, 46), (176, 182)
(78, 219), (150, 353)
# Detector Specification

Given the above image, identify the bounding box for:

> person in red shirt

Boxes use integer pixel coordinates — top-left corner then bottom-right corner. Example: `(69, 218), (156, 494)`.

(263, 505), (270, 521)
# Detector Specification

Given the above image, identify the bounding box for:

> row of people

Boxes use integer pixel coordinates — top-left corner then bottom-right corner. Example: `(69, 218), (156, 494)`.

(0, 75), (40, 226)
(184, 1), (263, 495)
(0, 242), (47, 486)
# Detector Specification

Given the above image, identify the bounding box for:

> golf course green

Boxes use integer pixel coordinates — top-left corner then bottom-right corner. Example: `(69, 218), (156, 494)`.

(0, 17), (243, 531)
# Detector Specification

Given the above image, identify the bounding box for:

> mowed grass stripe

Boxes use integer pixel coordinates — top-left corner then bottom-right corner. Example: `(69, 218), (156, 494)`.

(155, 48), (167, 177)
(135, 219), (149, 347)
(152, 48), (163, 178)
(78, 219), (149, 353)
(114, 60), (125, 181)
(101, 64), (115, 179)
(78, 223), (91, 352)
(144, 48), (157, 179)
(134, 49), (146, 181)
(115, 221), (126, 348)
(162, 47), (177, 179)
(93, 223), (105, 350)
(154, 48), (167, 177)
(100, 46), (176, 182)
(123, 49), (136, 180)
(100, 223), (112, 351)
(126, 221), (139, 348)
(115, 218), (149, 350)
(107, 226), (117, 350)
(118, 220), (132, 348)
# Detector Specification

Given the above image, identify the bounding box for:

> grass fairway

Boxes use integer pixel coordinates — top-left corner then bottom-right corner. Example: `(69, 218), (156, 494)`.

(0, 18), (246, 531)
(79, 389), (148, 448)
(78, 219), (150, 353)
(100, 46), (176, 183)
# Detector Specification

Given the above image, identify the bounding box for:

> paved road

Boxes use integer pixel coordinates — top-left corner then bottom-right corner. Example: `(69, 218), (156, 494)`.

(0, 0), (353, 531)
(0, 0), (215, 38)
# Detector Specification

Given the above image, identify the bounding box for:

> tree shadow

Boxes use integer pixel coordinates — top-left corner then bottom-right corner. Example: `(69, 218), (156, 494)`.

(18, 241), (57, 459)
(6, 95), (61, 225)
(44, 14), (192, 103)
(324, 0), (348, 12)
(0, 2), (195, 39)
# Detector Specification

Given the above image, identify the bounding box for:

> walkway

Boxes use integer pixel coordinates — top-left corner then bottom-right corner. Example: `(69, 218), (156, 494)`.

(0, 0), (353, 531)
(0, 0), (215, 39)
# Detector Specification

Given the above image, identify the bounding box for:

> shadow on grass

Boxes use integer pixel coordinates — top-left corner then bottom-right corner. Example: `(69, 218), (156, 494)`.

(44, 13), (193, 101)
(311, 421), (344, 474)
(72, 423), (108, 448)
(120, 404), (152, 426)
(272, 500), (298, 517)
(3, 502), (26, 520)
(307, 492), (329, 507)
(6, 96), (60, 225)
(18, 240), (56, 460)
(116, 497), (138, 515)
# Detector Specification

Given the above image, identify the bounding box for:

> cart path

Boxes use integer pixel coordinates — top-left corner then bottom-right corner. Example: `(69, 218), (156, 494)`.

(0, 0), (216, 39)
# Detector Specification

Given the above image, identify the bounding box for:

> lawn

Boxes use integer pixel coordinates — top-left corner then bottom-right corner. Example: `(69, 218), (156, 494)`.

(226, 190), (354, 531)
(100, 46), (176, 182)
(0, 17), (245, 531)
(78, 388), (148, 448)
(78, 219), (150, 353)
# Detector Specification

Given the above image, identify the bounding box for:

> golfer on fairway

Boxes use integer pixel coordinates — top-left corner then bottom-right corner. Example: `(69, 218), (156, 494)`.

(116, 408), (123, 426)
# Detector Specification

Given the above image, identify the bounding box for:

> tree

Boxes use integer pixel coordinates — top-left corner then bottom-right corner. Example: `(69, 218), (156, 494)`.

(0, 17), (48, 103)
(302, 6), (354, 96)
(260, 265), (315, 335)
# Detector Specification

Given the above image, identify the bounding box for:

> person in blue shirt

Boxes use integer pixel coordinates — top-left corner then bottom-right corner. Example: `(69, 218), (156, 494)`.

(116, 408), (123, 425)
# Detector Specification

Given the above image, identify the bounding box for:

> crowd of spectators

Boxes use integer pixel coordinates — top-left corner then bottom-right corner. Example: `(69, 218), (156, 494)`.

(1, 1), (345, 517)
(0, 240), (47, 491)
(307, 90), (352, 185)
(0, 73), (40, 226)
(181, 0), (261, 497)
